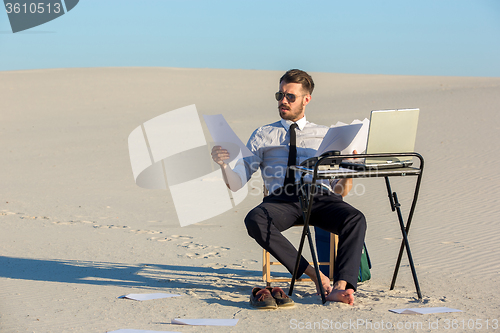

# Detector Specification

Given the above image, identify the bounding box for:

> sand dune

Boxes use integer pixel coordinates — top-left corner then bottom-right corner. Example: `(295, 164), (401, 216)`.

(1, 68), (499, 332)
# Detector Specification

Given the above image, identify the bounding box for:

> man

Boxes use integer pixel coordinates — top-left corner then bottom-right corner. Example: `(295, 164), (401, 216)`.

(211, 69), (366, 305)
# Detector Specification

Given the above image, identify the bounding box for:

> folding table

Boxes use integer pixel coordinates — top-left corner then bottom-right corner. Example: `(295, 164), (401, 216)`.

(289, 152), (424, 304)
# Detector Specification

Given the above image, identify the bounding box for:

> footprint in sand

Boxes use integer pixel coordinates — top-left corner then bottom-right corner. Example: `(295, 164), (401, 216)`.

(238, 259), (258, 265)
(48, 219), (99, 227)
(20, 215), (49, 220)
(178, 242), (209, 250)
(129, 229), (161, 234)
(148, 234), (193, 242)
(180, 243), (230, 259)
(184, 252), (223, 259)
(11, 213), (135, 231)
(93, 224), (129, 229)
(52, 221), (74, 225)
(53, 219), (93, 225)
(0, 210), (17, 216)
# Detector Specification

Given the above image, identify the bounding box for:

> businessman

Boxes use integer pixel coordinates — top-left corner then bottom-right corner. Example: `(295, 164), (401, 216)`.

(211, 69), (366, 305)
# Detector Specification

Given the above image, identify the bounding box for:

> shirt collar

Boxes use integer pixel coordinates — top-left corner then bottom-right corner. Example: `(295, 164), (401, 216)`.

(281, 116), (307, 131)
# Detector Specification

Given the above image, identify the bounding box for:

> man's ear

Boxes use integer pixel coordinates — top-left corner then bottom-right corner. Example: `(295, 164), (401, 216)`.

(303, 94), (312, 106)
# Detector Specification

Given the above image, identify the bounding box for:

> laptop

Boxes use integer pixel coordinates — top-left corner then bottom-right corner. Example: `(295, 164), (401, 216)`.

(340, 108), (420, 170)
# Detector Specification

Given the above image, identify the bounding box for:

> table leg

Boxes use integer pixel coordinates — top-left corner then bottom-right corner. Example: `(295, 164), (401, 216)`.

(289, 185), (327, 303)
(392, 192), (422, 299)
(289, 185), (313, 296)
(308, 229), (327, 304)
(385, 176), (422, 299)
(385, 175), (423, 300)
(289, 221), (308, 296)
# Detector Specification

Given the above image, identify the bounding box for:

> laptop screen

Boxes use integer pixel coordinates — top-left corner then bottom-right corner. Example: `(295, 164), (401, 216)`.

(365, 108), (419, 164)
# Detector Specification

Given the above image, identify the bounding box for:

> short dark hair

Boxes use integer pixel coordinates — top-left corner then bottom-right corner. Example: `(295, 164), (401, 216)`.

(279, 69), (315, 94)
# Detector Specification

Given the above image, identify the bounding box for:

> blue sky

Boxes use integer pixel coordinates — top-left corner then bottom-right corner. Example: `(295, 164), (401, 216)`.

(1, 0), (499, 76)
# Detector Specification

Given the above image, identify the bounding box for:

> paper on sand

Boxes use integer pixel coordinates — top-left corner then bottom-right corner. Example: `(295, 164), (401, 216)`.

(171, 318), (239, 326)
(389, 307), (462, 315)
(119, 293), (181, 301)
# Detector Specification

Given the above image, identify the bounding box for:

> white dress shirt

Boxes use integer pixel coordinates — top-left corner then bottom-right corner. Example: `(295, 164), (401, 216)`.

(233, 116), (337, 194)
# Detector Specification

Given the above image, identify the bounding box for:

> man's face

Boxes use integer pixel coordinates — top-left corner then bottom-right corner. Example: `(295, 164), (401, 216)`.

(277, 82), (311, 122)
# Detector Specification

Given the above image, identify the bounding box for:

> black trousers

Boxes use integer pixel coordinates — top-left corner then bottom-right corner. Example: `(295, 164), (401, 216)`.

(244, 186), (366, 291)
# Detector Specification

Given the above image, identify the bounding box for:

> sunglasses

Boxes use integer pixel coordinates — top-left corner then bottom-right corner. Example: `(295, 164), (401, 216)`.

(275, 91), (305, 103)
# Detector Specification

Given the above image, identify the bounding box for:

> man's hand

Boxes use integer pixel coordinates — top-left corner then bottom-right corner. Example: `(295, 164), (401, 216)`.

(211, 145), (243, 191)
(211, 145), (230, 166)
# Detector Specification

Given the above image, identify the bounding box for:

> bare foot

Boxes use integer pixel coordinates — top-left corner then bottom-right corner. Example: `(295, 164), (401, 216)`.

(325, 288), (354, 305)
(304, 266), (332, 296)
(318, 272), (333, 295)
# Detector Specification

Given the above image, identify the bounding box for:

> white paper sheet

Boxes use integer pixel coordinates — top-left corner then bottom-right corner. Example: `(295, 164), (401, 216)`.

(171, 318), (239, 326)
(389, 307), (462, 315)
(119, 293), (181, 301)
(315, 119), (369, 156)
(203, 114), (253, 158)
(108, 328), (180, 333)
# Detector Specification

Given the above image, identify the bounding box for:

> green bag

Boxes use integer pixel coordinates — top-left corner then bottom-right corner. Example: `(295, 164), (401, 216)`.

(358, 243), (372, 282)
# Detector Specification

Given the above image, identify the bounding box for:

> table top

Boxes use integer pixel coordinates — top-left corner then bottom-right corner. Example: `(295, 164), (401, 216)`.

(291, 152), (424, 179)
(291, 165), (422, 179)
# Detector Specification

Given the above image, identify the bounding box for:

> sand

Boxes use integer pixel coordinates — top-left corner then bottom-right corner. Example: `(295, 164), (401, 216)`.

(1, 67), (499, 332)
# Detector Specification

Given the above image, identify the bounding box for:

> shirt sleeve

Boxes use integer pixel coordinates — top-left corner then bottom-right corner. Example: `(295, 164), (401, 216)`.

(329, 179), (339, 189)
(231, 128), (262, 186)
